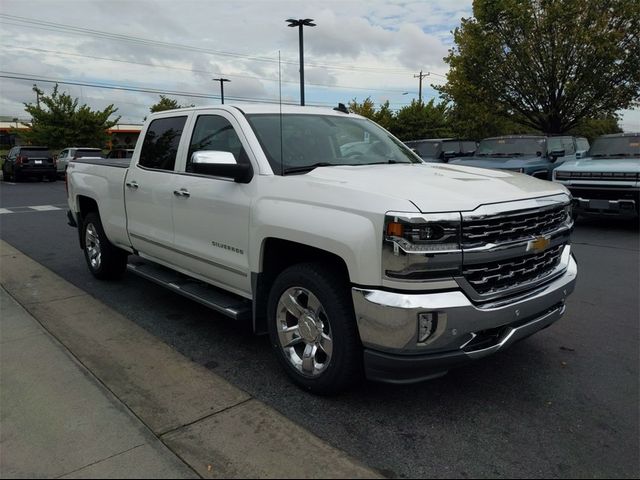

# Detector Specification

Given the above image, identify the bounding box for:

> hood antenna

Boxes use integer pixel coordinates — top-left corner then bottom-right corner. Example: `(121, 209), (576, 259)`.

(279, 50), (284, 177)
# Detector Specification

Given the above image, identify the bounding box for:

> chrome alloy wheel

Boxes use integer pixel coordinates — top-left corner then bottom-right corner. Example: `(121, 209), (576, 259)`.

(276, 287), (334, 377)
(85, 223), (102, 270)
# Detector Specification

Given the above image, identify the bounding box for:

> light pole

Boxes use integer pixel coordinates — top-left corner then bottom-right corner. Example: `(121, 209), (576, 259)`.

(212, 78), (230, 104)
(286, 18), (316, 106)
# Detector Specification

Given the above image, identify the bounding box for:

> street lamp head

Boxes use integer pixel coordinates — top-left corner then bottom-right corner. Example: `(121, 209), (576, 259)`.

(286, 18), (315, 27)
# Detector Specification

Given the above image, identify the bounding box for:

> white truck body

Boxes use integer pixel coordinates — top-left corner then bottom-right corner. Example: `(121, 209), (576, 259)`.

(67, 105), (578, 392)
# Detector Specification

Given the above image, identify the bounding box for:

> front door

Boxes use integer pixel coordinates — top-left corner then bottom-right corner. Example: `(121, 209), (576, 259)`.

(172, 112), (253, 296)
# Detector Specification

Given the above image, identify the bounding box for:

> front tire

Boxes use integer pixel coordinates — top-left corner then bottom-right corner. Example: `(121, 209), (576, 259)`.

(267, 263), (362, 394)
(82, 212), (128, 280)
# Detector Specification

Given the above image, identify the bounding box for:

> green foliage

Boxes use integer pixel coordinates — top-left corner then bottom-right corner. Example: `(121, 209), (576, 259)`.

(437, 0), (640, 134)
(149, 95), (194, 113)
(18, 85), (119, 150)
(569, 115), (623, 142)
(392, 99), (453, 141)
(347, 97), (377, 120)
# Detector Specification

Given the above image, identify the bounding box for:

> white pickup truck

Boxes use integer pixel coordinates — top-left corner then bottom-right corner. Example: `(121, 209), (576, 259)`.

(67, 105), (578, 394)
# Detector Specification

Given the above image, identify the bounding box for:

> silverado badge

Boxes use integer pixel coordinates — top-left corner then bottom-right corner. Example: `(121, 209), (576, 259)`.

(528, 236), (551, 253)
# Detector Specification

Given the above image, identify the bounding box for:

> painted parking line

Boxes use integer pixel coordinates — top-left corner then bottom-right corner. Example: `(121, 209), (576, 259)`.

(0, 204), (67, 214)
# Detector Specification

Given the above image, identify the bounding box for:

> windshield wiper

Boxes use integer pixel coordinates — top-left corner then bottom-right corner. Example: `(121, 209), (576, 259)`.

(283, 162), (340, 174)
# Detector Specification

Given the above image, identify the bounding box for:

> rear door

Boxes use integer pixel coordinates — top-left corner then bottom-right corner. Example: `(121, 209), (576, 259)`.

(125, 114), (188, 264)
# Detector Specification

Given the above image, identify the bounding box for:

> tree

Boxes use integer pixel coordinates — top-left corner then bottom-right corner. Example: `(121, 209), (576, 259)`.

(391, 99), (453, 141)
(347, 97), (377, 119)
(149, 95), (194, 113)
(436, 0), (640, 134)
(19, 84), (119, 150)
(569, 115), (623, 142)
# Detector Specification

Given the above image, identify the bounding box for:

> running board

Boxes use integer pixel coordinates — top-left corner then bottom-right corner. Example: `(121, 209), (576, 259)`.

(127, 259), (252, 321)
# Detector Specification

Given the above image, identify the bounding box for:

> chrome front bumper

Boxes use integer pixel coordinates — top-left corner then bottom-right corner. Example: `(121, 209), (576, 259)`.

(352, 251), (577, 383)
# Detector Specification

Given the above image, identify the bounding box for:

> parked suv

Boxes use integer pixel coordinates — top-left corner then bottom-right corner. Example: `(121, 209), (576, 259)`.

(449, 135), (587, 179)
(2, 146), (56, 182)
(553, 133), (640, 218)
(405, 138), (477, 162)
(57, 148), (104, 177)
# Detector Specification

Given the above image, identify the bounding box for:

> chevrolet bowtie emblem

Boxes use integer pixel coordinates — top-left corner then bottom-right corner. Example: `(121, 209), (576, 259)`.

(528, 236), (551, 253)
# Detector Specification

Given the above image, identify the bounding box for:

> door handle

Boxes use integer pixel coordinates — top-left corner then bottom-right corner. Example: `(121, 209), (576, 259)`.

(126, 181), (139, 189)
(173, 189), (190, 197)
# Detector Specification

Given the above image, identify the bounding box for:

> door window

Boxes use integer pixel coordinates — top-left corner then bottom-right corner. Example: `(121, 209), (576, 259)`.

(186, 115), (246, 172)
(139, 116), (187, 171)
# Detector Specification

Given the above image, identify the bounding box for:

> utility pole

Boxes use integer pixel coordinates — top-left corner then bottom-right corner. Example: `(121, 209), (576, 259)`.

(413, 71), (429, 104)
(33, 84), (40, 108)
(212, 78), (230, 104)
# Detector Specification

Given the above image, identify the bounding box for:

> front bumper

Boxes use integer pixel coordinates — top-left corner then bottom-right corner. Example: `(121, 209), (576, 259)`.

(352, 252), (577, 384)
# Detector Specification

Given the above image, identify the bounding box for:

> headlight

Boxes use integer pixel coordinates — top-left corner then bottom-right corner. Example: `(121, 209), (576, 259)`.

(383, 212), (462, 281)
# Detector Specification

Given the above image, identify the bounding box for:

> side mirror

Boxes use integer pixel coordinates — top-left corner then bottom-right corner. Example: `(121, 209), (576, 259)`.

(549, 149), (565, 161)
(190, 151), (252, 183)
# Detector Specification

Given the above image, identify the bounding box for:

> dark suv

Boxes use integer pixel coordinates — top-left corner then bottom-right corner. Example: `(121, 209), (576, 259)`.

(2, 146), (56, 182)
(404, 138), (477, 162)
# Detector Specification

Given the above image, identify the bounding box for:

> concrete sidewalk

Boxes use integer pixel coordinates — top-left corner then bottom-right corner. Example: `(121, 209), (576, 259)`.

(0, 239), (380, 479)
(0, 286), (197, 479)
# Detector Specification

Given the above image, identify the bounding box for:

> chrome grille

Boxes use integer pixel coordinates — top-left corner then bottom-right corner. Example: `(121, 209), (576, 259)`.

(463, 244), (564, 295)
(462, 204), (568, 248)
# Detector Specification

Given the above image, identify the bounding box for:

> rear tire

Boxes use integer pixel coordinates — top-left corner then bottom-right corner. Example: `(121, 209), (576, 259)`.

(2, 166), (12, 182)
(82, 212), (128, 280)
(267, 263), (362, 395)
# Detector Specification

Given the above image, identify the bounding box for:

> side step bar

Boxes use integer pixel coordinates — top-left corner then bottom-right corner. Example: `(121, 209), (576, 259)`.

(127, 259), (252, 321)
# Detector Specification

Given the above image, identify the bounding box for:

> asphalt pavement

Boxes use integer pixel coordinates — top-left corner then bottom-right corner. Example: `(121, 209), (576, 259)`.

(1, 179), (638, 478)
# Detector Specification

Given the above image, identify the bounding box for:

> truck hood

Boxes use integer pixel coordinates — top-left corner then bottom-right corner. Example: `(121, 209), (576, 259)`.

(449, 155), (548, 169)
(304, 163), (567, 213)
(555, 157), (640, 173)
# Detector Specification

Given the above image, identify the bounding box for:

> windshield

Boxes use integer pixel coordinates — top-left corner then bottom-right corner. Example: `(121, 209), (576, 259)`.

(476, 137), (546, 158)
(405, 140), (439, 158)
(588, 135), (640, 158)
(246, 114), (421, 174)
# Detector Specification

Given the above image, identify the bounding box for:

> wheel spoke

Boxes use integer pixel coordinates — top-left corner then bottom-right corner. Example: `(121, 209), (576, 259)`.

(278, 325), (303, 348)
(282, 290), (305, 318)
(302, 344), (317, 374)
(318, 333), (333, 357)
(306, 293), (322, 315)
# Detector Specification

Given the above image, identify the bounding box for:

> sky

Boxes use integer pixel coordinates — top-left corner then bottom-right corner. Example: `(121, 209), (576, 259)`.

(0, 0), (638, 131)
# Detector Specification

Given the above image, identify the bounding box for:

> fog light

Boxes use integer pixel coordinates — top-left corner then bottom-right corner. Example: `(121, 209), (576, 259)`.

(418, 312), (437, 343)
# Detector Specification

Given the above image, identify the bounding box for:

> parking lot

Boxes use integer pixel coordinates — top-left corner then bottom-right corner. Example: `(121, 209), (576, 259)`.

(1, 179), (638, 478)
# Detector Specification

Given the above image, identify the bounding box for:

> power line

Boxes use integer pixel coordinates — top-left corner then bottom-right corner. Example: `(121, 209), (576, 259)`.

(0, 14), (440, 75)
(0, 71), (337, 106)
(1, 45), (446, 95)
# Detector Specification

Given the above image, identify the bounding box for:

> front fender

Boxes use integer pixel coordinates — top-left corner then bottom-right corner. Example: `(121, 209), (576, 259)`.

(250, 199), (382, 285)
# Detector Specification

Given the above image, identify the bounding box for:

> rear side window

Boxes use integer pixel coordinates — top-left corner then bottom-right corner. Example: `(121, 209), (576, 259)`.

(139, 116), (187, 171)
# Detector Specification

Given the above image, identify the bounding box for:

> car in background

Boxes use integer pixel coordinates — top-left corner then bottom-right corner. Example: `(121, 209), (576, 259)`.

(56, 148), (104, 177)
(449, 135), (585, 179)
(106, 148), (135, 159)
(553, 133), (640, 218)
(404, 138), (477, 162)
(2, 146), (56, 182)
